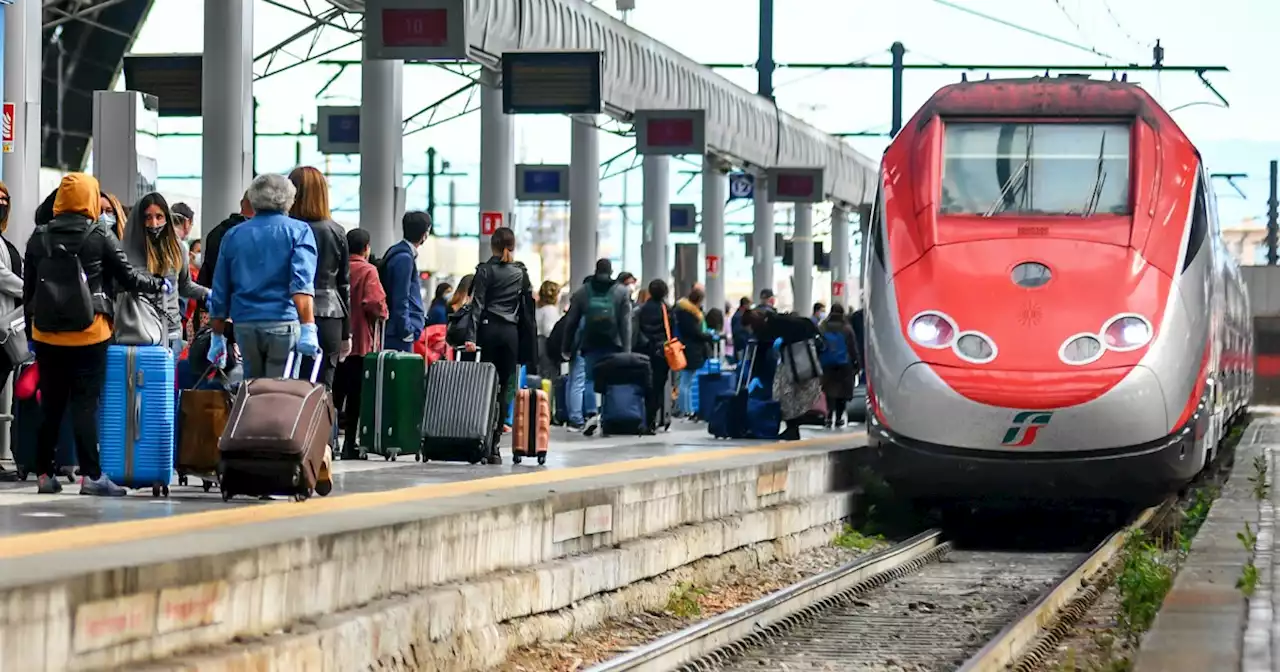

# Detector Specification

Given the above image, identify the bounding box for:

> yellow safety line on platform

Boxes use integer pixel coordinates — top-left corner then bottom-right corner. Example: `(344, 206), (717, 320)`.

(0, 433), (863, 560)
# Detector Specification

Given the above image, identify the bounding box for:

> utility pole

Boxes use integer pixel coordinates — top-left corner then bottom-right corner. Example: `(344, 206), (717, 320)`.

(757, 0), (774, 100)
(1268, 159), (1278, 266)
(890, 42), (905, 137)
(426, 147), (437, 222)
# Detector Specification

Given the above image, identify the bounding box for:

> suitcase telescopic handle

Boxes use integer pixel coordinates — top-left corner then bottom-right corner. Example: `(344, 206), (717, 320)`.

(451, 345), (481, 362)
(283, 349), (323, 384)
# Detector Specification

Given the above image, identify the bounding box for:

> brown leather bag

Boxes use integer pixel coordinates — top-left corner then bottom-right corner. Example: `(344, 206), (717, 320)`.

(178, 384), (232, 476)
(661, 305), (687, 372)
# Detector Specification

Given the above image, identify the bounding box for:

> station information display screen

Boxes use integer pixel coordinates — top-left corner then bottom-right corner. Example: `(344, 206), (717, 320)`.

(635, 110), (706, 155)
(766, 168), (825, 203)
(503, 51), (603, 115)
(380, 8), (449, 47)
(123, 54), (202, 117)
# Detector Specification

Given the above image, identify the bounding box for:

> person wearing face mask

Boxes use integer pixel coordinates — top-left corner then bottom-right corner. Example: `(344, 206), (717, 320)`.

(426, 283), (452, 326)
(381, 211), (431, 352)
(123, 193), (210, 358)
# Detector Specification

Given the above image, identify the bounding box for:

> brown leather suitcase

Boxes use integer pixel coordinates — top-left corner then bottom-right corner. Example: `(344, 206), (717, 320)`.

(177, 381), (232, 492)
(218, 352), (334, 502)
(513, 376), (551, 466)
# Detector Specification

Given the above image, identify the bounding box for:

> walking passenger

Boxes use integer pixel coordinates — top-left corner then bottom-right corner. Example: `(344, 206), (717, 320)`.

(741, 309), (822, 441)
(207, 173), (320, 378)
(535, 280), (561, 378)
(335, 228), (387, 459)
(382, 211), (430, 352)
(288, 166), (351, 388)
(462, 227), (537, 463)
(24, 173), (166, 495)
(560, 259), (632, 431)
(673, 286), (714, 417)
(819, 304), (859, 427)
(123, 192), (210, 356)
(0, 183), (19, 482)
(730, 297), (751, 364)
(634, 279), (674, 432)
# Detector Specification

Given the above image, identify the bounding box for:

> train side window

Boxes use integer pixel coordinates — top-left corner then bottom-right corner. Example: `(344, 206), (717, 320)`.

(1182, 177), (1208, 271)
(870, 181), (886, 267)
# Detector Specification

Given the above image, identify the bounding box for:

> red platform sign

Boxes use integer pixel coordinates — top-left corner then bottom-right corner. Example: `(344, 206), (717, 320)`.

(480, 211), (503, 236)
(2, 103), (14, 154)
(832, 281), (845, 298)
(705, 255), (720, 276)
(381, 9), (450, 47)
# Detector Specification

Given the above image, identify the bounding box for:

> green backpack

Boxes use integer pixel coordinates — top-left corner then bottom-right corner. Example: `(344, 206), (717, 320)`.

(582, 284), (618, 349)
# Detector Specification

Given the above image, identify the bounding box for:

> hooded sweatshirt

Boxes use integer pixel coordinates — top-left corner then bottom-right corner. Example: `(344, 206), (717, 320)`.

(122, 202), (209, 336)
(562, 271), (632, 356)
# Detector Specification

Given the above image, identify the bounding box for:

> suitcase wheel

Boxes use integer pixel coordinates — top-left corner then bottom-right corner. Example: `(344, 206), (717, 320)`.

(294, 489), (311, 503)
(14, 466), (28, 481)
(537, 454), (547, 466)
(315, 479), (332, 497)
(221, 488), (233, 502)
(178, 474), (189, 486)
(202, 480), (214, 493)
(151, 484), (170, 498)
(512, 455), (522, 465)
(414, 452), (421, 462)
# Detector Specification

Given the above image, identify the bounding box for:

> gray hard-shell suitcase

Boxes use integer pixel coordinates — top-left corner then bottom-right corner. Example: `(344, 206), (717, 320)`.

(420, 350), (502, 464)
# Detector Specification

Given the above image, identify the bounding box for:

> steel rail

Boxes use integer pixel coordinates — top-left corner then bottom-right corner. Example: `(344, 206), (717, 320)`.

(958, 500), (1175, 672)
(585, 529), (947, 672)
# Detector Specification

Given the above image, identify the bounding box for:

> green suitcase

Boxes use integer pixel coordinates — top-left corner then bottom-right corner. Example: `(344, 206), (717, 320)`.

(358, 351), (426, 461)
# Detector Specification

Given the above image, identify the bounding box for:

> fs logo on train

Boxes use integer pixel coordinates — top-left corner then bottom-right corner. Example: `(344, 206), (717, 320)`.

(1002, 411), (1053, 447)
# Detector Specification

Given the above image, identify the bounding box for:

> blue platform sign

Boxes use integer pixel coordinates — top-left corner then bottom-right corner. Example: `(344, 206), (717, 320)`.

(316, 106), (361, 155)
(728, 172), (754, 201)
(670, 204), (697, 234)
(515, 164), (570, 201)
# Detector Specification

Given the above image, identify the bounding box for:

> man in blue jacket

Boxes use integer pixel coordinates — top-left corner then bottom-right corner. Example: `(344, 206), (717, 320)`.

(208, 173), (320, 378)
(382, 211), (430, 351)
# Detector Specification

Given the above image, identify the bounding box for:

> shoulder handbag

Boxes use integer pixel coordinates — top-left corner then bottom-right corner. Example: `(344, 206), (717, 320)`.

(662, 305), (687, 372)
(113, 291), (167, 346)
(0, 306), (31, 365)
(782, 338), (823, 383)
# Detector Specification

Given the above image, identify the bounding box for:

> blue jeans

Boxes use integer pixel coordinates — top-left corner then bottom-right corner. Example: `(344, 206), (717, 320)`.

(678, 369), (697, 415)
(567, 351), (608, 425)
(235, 321), (299, 379)
(383, 333), (416, 352)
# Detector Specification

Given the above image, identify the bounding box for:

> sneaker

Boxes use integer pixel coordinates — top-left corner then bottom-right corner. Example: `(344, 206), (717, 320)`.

(79, 474), (127, 497)
(566, 423), (585, 432)
(36, 474), (63, 494)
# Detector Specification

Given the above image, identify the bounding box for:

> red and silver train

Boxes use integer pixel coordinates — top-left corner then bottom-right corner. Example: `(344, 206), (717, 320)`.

(864, 76), (1253, 502)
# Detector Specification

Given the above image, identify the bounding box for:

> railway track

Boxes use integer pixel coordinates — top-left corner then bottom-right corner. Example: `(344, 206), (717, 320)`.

(587, 502), (1175, 672)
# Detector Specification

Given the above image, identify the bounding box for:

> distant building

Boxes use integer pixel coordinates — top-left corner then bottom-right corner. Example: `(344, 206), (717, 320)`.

(1223, 216), (1269, 266)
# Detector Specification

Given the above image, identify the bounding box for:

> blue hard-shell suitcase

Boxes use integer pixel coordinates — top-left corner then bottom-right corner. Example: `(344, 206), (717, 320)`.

(99, 344), (175, 496)
(696, 371), (733, 421)
(599, 383), (647, 436)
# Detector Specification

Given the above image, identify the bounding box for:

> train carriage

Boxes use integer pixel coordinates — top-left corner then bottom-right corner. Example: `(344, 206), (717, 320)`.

(864, 76), (1252, 502)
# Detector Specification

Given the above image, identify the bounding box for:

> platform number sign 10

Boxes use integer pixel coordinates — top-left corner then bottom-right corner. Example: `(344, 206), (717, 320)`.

(381, 9), (449, 47)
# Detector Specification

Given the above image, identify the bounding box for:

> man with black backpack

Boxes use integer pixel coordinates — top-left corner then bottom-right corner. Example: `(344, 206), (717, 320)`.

(559, 259), (632, 431)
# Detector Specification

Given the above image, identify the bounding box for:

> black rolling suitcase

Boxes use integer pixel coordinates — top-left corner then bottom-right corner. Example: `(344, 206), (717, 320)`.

(420, 349), (502, 464)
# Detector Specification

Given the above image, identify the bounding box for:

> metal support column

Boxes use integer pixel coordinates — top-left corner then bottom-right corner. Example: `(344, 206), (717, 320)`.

(890, 41), (905, 137)
(702, 156), (727, 314)
(359, 57), (403, 256)
(478, 69), (514, 262)
(3, 0), (37, 251)
(642, 155), (671, 285)
(569, 116), (599, 286)
(202, 0), (254, 229)
(831, 205), (849, 308)
(793, 204), (813, 313)
(752, 176), (774, 301)
(1268, 159), (1278, 266)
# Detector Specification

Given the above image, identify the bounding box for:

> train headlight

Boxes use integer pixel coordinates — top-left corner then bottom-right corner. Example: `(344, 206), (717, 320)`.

(908, 312), (956, 349)
(954, 332), (997, 364)
(1060, 334), (1105, 365)
(1102, 315), (1152, 351)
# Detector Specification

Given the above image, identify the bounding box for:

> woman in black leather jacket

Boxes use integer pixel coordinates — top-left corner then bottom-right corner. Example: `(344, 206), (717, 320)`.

(464, 227), (536, 463)
(288, 166), (351, 391)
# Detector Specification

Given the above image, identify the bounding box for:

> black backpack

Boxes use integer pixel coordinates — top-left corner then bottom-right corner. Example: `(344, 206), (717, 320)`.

(33, 225), (96, 333)
(545, 314), (570, 365)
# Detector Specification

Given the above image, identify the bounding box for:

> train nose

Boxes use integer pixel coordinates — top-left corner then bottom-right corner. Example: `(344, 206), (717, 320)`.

(926, 365), (1137, 409)
(883, 363), (1170, 451)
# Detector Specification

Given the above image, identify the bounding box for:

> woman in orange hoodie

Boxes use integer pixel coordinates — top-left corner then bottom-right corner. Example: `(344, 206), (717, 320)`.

(23, 174), (166, 496)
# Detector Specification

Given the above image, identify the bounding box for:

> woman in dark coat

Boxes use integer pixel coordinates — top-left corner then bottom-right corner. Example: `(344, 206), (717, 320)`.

(819, 304), (859, 427)
(741, 309), (822, 441)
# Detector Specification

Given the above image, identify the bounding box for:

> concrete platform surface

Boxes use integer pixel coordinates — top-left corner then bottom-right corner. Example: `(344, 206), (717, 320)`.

(0, 423), (865, 672)
(0, 422), (795, 537)
(1134, 414), (1271, 672)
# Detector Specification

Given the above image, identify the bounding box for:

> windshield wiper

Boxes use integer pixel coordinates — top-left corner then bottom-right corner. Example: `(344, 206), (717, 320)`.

(1083, 132), (1109, 216)
(984, 126), (1034, 217)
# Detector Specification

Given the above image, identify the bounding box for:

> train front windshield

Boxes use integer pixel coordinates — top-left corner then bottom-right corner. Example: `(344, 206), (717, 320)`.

(940, 122), (1131, 217)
